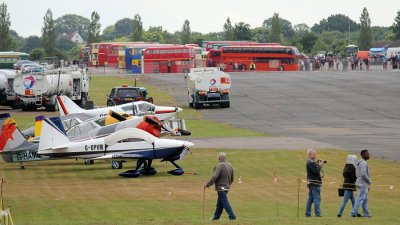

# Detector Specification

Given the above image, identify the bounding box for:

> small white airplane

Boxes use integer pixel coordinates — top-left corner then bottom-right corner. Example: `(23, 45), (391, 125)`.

(57, 95), (182, 122)
(38, 118), (194, 177)
(1, 113), (194, 177)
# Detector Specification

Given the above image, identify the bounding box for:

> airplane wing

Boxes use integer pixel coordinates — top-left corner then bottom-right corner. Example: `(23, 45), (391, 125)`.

(103, 128), (157, 146)
(91, 152), (144, 160)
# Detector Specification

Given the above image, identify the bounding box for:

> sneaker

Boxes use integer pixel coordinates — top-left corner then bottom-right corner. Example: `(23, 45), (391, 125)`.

(210, 218), (219, 221)
(337, 214), (341, 217)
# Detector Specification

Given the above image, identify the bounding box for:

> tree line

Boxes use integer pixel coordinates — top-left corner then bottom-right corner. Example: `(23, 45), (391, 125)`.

(1, 2), (400, 61)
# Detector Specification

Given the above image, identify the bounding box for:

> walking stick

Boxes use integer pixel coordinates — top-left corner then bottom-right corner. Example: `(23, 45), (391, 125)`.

(297, 179), (300, 218)
(202, 187), (206, 220)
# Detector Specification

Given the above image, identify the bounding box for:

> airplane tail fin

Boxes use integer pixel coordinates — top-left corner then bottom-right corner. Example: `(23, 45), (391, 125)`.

(39, 118), (70, 151)
(49, 117), (67, 135)
(34, 115), (45, 137)
(0, 113), (34, 152)
(57, 95), (83, 116)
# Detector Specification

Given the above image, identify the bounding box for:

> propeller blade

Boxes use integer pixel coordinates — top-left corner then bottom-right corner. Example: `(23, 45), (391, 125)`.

(109, 110), (127, 121)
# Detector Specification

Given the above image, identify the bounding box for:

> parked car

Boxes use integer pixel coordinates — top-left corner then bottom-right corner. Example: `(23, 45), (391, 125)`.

(106, 85), (144, 106)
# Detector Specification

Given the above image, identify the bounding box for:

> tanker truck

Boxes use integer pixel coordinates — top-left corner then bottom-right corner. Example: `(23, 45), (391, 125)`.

(13, 68), (90, 111)
(0, 69), (18, 108)
(186, 67), (231, 109)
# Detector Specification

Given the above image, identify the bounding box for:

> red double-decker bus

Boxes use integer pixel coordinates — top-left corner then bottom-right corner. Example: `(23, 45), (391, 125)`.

(142, 45), (195, 73)
(203, 41), (257, 51)
(220, 45), (300, 71)
(206, 43), (281, 68)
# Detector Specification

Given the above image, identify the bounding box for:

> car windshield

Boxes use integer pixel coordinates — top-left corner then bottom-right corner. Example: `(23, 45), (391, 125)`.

(117, 88), (140, 98)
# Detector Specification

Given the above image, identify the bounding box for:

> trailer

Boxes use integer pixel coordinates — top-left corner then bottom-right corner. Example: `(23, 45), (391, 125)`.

(13, 67), (90, 111)
(186, 67), (231, 109)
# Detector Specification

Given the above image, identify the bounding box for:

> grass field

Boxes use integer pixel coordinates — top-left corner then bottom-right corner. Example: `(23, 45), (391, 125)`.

(2, 75), (400, 224)
(1, 149), (399, 225)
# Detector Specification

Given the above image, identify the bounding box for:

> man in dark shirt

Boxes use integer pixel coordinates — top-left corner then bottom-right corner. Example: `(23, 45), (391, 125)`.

(305, 148), (324, 217)
(205, 152), (236, 221)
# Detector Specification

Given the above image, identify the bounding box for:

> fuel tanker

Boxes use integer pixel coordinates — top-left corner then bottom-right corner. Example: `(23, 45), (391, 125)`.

(0, 69), (18, 108)
(13, 68), (90, 111)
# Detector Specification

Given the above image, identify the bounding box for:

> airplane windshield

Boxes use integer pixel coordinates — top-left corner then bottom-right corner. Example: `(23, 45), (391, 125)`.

(62, 118), (81, 131)
(67, 121), (101, 138)
(122, 102), (156, 116)
(138, 102), (156, 113)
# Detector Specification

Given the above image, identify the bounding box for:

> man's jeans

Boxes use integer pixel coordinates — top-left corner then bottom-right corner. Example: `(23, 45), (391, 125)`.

(305, 185), (321, 217)
(338, 190), (355, 216)
(351, 186), (369, 217)
(212, 191), (236, 220)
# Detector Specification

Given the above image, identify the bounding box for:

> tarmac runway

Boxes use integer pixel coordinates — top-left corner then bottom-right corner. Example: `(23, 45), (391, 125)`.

(146, 69), (400, 161)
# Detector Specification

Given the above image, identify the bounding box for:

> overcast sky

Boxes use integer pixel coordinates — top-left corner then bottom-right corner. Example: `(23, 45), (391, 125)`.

(2, 0), (399, 38)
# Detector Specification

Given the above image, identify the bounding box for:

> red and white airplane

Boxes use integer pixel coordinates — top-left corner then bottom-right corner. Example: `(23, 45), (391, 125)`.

(57, 95), (183, 122)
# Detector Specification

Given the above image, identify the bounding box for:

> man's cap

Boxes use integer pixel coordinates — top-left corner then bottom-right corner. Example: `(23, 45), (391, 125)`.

(218, 152), (227, 158)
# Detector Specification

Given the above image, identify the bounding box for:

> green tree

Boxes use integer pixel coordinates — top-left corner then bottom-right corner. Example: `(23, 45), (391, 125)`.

(293, 23), (310, 35)
(311, 39), (328, 55)
(131, 14), (143, 41)
(251, 27), (269, 43)
(270, 13), (281, 43)
(41, 9), (56, 57)
(263, 16), (294, 39)
(161, 30), (180, 44)
(87, 11), (101, 45)
(67, 45), (82, 61)
(19, 36), (42, 53)
(0, 2), (12, 51)
(56, 35), (76, 51)
(143, 26), (163, 43)
(115, 18), (134, 37)
(55, 14), (90, 40)
(358, 7), (372, 50)
(391, 10), (400, 40)
(102, 25), (116, 41)
(223, 17), (234, 41)
(299, 31), (318, 53)
(311, 14), (359, 33)
(29, 48), (45, 61)
(181, 19), (191, 44)
(233, 22), (252, 40)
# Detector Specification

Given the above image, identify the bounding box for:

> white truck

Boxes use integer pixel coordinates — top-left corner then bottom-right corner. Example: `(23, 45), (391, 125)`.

(0, 69), (18, 108)
(13, 67), (90, 111)
(186, 67), (231, 109)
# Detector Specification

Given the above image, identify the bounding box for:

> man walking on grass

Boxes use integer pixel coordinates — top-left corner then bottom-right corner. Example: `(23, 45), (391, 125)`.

(205, 152), (236, 221)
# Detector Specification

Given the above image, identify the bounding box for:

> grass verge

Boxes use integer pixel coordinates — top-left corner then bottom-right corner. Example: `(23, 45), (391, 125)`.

(1, 148), (399, 225)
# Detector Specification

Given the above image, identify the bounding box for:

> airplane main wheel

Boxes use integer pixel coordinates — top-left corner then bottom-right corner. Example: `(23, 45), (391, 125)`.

(111, 161), (123, 169)
(84, 159), (94, 165)
(137, 160), (148, 170)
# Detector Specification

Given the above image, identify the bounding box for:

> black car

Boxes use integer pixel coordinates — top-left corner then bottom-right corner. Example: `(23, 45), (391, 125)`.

(106, 85), (143, 106)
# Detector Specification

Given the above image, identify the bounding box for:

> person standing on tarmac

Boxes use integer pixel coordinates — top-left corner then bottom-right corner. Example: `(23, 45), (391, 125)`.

(205, 152), (236, 221)
(250, 62), (256, 71)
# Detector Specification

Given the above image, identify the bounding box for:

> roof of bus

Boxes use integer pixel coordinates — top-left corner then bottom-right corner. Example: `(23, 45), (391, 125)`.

(0, 51), (29, 56)
(221, 45), (291, 48)
(144, 45), (193, 50)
